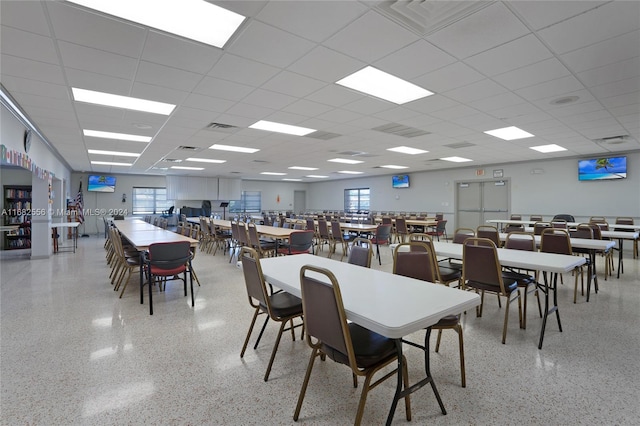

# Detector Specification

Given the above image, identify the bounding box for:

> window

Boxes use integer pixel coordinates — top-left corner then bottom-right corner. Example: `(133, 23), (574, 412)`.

(132, 187), (173, 214)
(344, 188), (370, 213)
(229, 191), (261, 213)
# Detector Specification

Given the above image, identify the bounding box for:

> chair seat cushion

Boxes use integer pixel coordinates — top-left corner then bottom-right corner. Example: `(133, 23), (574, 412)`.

(150, 265), (186, 276)
(434, 314), (460, 328)
(467, 278), (517, 293)
(266, 291), (302, 318)
(502, 270), (535, 286)
(438, 266), (461, 282)
(323, 323), (397, 369)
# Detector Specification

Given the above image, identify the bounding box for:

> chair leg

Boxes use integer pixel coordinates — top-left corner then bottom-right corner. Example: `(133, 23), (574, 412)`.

(264, 320), (287, 382)
(241, 308), (261, 358)
(294, 349), (319, 421)
(456, 324), (466, 387)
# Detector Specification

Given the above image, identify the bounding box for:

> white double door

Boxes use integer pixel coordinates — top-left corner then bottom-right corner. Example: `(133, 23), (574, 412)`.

(455, 180), (510, 230)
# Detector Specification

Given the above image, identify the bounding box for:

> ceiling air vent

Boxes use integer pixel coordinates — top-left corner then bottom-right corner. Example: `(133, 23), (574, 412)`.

(176, 145), (199, 151)
(204, 122), (240, 133)
(444, 141), (475, 149)
(306, 130), (341, 140)
(597, 135), (628, 145)
(337, 151), (379, 158)
(373, 123), (431, 138)
(253, 159), (268, 163)
(163, 158), (182, 163)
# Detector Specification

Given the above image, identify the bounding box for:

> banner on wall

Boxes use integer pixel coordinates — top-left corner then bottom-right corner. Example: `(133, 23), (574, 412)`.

(1, 144), (56, 204)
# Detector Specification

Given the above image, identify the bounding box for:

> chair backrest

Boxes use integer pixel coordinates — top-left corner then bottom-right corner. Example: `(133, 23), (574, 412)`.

(529, 214), (543, 222)
(571, 223), (594, 240)
(395, 217), (408, 234)
(476, 225), (499, 246)
(540, 228), (572, 255)
(176, 222), (184, 235)
(409, 233), (430, 243)
(375, 224), (392, 243)
(504, 231), (535, 251)
(239, 247), (270, 310)
(288, 230), (315, 253)
(589, 216), (607, 224)
(306, 219), (316, 231)
(614, 216), (634, 232)
(182, 223), (192, 236)
(510, 214), (522, 220)
(300, 265), (354, 368)
(533, 221), (551, 235)
(237, 222), (250, 246)
(167, 206), (174, 215)
(317, 219), (330, 239)
(393, 242), (438, 283)
(553, 214), (575, 223)
(247, 223), (261, 248)
(435, 212), (444, 221)
(435, 219), (447, 232)
(148, 241), (191, 270)
(551, 218), (567, 229)
(452, 228), (475, 244)
(462, 238), (506, 294)
(382, 217), (392, 225)
(347, 238), (373, 268)
(330, 221), (343, 240)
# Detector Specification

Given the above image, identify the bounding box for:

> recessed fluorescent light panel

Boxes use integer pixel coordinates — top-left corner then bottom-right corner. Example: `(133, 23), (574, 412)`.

(387, 146), (428, 155)
(328, 158), (364, 165)
(338, 171), (364, 174)
(282, 178), (302, 182)
(306, 175), (329, 179)
(289, 166), (318, 171)
(83, 129), (152, 143)
(185, 157), (226, 163)
(88, 149), (140, 157)
(209, 144), (259, 154)
(440, 156), (472, 163)
(530, 144), (567, 153)
(260, 172), (287, 176)
(381, 165), (408, 169)
(72, 88), (175, 115)
(484, 126), (534, 141)
(91, 161), (132, 166)
(336, 66), (434, 104)
(66, 0), (245, 48)
(249, 120), (316, 136)
(170, 166), (204, 170)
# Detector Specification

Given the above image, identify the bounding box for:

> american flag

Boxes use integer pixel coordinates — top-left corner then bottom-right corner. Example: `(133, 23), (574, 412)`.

(75, 182), (84, 224)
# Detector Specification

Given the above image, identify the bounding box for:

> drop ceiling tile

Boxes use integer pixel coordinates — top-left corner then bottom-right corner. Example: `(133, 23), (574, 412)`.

(465, 34), (553, 77)
(414, 61), (485, 93)
(509, 1), (608, 30)
(208, 54), (280, 87)
(426, 2), (529, 59)
(281, 99), (334, 117)
(372, 106), (422, 123)
(226, 20), (315, 68)
(599, 92), (640, 109)
(515, 75), (585, 101)
(316, 108), (363, 124)
(305, 84), (362, 107)
(444, 79), (507, 103)
(46, 1), (146, 57)
(226, 102), (277, 120)
(141, 31), (221, 75)
(255, 0), (366, 43)
(241, 88), (297, 110)
(262, 71), (327, 98)
(288, 46), (366, 83)
(1, 26), (58, 65)
(489, 102), (543, 120)
(341, 97), (394, 115)
(468, 92), (525, 113)
(430, 104), (478, 120)
(131, 82), (190, 105)
(181, 93), (236, 114)
(1, 76), (69, 100)
(373, 40), (457, 80)
(58, 41), (138, 80)
(577, 57), (640, 87)
(1, 54), (65, 85)
(404, 95), (461, 115)
(323, 10), (417, 63)
(536, 1), (640, 55)
(590, 77), (640, 100)
(136, 61), (203, 92)
(560, 30), (640, 73)
(1, 1), (50, 36)
(493, 58), (573, 92)
(192, 76), (254, 102)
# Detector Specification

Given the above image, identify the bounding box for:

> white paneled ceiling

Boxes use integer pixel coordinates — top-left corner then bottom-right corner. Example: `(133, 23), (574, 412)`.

(1, 0), (639, 182)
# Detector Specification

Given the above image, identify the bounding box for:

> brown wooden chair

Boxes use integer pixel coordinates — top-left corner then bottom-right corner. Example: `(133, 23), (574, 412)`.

(239, 247), (303, 381)
(247, 222), (276, 258)
(462, 238), (522, 344)
(540, 228), (585, 303)
(615, 217), (638, 258)
(393, 241), (466, 387)
(294, 265), (411, 425)
(329, 220), (353, 261)
(476, 225), (500, 247)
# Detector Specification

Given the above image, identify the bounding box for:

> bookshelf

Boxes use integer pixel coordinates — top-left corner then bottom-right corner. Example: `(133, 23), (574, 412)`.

(3, 185), (32, 250)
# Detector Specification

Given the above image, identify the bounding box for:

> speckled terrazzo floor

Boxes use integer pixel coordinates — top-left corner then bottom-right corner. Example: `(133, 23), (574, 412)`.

(2, 236), (639, 425)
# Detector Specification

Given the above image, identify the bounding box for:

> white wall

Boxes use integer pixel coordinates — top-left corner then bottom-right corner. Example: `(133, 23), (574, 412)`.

(309, 153), (640, 225)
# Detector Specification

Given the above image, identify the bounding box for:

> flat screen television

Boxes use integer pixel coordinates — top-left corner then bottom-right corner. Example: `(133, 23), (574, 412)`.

(578, 156), (627, 181)
(87, 175), (116, 192)
(392, 174), (409, 188)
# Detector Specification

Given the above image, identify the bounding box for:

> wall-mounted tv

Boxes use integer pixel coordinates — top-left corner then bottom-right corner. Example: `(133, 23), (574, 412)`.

(88, 175), (116, 192)
(392, 174), (410, 188)
(578, 156), (627, 181)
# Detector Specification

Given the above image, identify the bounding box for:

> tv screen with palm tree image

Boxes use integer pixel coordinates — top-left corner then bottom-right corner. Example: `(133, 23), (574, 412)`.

(578, 156), (627, 181)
